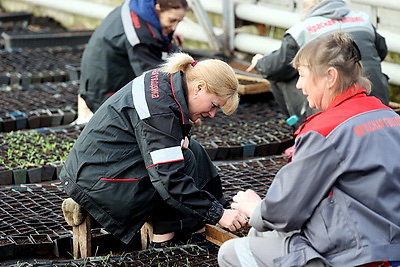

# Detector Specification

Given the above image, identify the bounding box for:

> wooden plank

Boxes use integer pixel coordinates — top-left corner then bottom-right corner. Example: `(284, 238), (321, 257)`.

(72, 215), (91, 259)
(236, 73), (270, 95)
(72, 226), (80, 258)
(78, 215), (91, 258)
(390, 101), (400, 114)
(140, 222), (153, 250)
(205, 224), (238, 246)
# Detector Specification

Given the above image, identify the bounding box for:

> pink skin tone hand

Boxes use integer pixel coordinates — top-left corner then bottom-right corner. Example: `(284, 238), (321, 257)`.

(231, 189), (262, 218)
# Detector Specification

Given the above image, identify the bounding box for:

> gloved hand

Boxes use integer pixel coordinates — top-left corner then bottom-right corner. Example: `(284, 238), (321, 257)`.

(62, 198), (85, 226)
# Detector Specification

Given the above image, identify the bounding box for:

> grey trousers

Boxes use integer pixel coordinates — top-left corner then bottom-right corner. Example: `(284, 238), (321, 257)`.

(218, 228), (328, 267)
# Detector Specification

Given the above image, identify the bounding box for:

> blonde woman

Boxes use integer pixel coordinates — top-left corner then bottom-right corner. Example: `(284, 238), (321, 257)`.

(60, 53), (247, 248)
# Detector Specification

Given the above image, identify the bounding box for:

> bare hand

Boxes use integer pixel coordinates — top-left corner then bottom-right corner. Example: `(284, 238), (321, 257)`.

(245, 53), (264, 72)
(172, 32), (184, 46)
(191, 118), (202, 126)
(231, 189), (261, 218)
(218, 209), (248, 232)
(181, 136), (189, 150)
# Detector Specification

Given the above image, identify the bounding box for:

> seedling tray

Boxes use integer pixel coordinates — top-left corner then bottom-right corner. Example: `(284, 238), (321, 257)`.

(0, 11), (32, 24)
(1, 30), (93, 49)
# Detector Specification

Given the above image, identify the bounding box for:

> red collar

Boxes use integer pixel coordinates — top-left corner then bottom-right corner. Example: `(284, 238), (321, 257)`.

(295, 86), (367, 137)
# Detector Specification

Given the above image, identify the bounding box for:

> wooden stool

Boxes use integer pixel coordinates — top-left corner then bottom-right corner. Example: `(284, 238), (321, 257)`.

(140, 222), (153, 250)
(72, 213), (92, 258)
(70, 214), (153, 258)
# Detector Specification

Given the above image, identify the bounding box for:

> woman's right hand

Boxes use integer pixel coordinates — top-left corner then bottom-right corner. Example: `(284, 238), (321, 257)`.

(218, 209), (248, 232)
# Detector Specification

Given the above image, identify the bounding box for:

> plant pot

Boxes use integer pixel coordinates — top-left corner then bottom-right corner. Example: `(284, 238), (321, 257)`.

(27, 111), (41, 129)
(12, 168), (27, 184)
(241, 140), (257, 158)
(227, 141), (244, 159)
(41, 164), (56, 181)
(203, 141), (218, 161)
(62, 107), (77, 125)
(214, 141), (230, 161)
(30, 234), (54, 256)
(49, 161), (64, 179)
(27, 166), (42, 183)
(0, 237), (15, 260)
(9, 235), (35, 258)
(2, 115), (15, 132)
(49, 108), (64, 126)
(20, 72), (32, 89)
(8, 110), (28, 130)
(0, 167), (13, 185)
(53, 234), (73, 258)
(38, 108), (52, 127)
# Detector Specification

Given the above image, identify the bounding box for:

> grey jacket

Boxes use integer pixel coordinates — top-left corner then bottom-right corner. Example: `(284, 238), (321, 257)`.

(255, 0), (389, 128)
(250, 89), (400, 266)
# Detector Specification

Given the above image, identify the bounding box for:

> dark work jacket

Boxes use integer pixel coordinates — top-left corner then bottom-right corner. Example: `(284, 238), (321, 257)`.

(60, 70), (223, 244)
(255, 0), (389, 129)
(79, 0), (177, 112)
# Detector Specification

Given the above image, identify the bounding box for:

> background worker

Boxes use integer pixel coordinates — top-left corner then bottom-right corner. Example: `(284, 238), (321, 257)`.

(61, 53), (247, 248)
(218, 31), (400, 266)
(247, 0), (389, 129)
(76, 0), (188, 124)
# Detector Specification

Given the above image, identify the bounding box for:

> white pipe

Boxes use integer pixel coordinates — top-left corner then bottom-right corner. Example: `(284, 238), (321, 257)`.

(382, 62), (400, 85)
(235, 3), (300, 29)
(377, 29), (400, 54)
(350, 0), (400, 11)
(198, 0), (223, 14)
(234, 33), (281, 55)
(175, 18), (223, 43)
(25, 0), (114, 19)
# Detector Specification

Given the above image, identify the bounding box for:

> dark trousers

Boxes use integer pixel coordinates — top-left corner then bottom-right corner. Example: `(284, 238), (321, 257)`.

(150, 139), (227, 235)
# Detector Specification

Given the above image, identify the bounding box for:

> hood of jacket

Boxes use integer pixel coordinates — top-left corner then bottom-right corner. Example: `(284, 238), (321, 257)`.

(305, 0), (350, 20)
(129, 0), (162, 32)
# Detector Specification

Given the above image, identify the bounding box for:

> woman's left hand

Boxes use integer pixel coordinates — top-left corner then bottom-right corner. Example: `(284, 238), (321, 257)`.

(231, 189), (261, 218)
(181, 136), (189, 150)
(173, 32), (184, 46)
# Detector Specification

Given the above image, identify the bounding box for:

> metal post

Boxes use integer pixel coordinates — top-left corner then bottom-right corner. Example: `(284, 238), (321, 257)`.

(188, 0), (222, 51)
(222, 0), (235, 57)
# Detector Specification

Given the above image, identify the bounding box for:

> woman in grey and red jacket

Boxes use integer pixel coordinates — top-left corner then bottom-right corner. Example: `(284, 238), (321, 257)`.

(77, 0), (188, 123)
(218, 32), (400, 266)
(60, 53), (248, 248)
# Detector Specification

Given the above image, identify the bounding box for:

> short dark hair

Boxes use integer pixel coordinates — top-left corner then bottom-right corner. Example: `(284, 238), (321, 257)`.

(156, 0), (189, 11)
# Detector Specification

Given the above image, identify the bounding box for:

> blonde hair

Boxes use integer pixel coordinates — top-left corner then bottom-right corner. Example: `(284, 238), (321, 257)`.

(161, 53), (239, 115)
(292, 31), (371, 95)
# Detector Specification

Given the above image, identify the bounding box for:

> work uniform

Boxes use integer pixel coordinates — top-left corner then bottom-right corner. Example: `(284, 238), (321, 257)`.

(219, 87), (400, 266)
(60, 69), (225, 244)
(255, 0), (389, 128)
(79, 0), (178, 112)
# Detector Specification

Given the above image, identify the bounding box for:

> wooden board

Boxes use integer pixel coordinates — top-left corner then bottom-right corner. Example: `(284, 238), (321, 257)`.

(390, 101), (400, 114)
(205, 224), (238, 246)
(236, 73), (270, 95)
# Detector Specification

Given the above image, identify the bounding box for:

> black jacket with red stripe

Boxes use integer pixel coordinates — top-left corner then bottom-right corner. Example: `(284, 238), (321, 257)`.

(79, 0), (177, 112)
(60, 70), (223, 244)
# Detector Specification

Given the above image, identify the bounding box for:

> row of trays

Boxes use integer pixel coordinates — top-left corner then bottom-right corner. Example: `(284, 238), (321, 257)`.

(0, 108), (77, 133)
